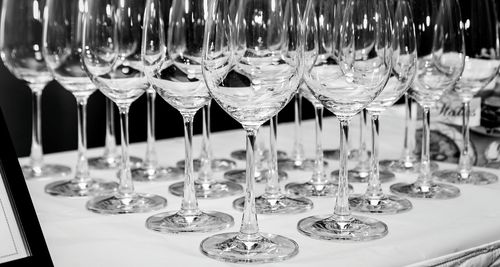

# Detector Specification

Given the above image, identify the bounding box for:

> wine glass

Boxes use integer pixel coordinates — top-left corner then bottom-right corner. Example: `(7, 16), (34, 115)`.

(170, 99), (242, 198)
(200, 0), (301, 263)
(0, 0), (71, 179)
(233, 115), (313, 213)
(83, 0), (167, 213)
(348, 0), (415, 214)
(390, 0), (465, 199)
(176, 101), (237, 172)
(297, 0), (392, 241)
(43, 0), (117, 197)
(131, 87), (183, 182)
(285, 3), (340, 197)
(143, 0), (233, 232)
(88, 98), (142, 169)
(433, 0), (500, 185)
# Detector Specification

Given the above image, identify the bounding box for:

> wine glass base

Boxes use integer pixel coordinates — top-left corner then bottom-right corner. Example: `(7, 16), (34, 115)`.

(349, 194), (412, 214)
(380, 159), (439, 173)
(22, 164), (72, 179)
(278, 158), (326, 171)
(331, 169), (395, 183)
(168, 180), (243, 199)
(230, 149), (287, 161)
(323, 149), (360, 160)
(131, 166), (182, 182)
(390, 182), (460, 199)
(232, 194), (313, 214)
(146, 210), (233, 233)
(434, 169), (498, 185)
(297, 214), (388, 241)
(86, 192), (167, 214)
(223, 169), (287, 184)
(285, 181), (353, 197)
(45, 178), (117, 197)
(200, 232), (298, 264)
(176, 158), (237, 172)
(88, 155), (142, 169)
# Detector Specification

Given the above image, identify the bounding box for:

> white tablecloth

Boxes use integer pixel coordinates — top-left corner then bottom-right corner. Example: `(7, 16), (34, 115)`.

(23, 105), (500, 266)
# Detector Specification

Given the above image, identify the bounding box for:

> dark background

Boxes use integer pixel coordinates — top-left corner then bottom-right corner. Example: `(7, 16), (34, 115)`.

(0, 60), (320, 157)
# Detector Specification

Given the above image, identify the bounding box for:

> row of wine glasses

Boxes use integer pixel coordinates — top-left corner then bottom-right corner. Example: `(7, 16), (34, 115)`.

(1, 0), (498, 264)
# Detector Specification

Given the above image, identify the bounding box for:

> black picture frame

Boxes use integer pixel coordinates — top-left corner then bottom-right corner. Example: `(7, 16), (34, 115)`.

(0, 108), (53, 267)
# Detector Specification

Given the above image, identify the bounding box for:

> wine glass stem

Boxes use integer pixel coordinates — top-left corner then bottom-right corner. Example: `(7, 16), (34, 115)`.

(198, 102), (213, 184)
(357, 109), (370, 171)
(334, 119), (351, 219)
(103, 98), (117, 159)
(417, 107), (432, 186)
(144, 89), (158, 169)
(311, 105), (325, 183)
(458, 100), (472, 178)
(239, 127), (259, 240)
(265, 116), (280, 197)
(180, 114), (199, 215)
(29, 88), (44, 171)
(366, 112), (383, 198)
(118, 106), (134, 195)
(292, 93), (304, 162)
(75, 97), (90, 182)
(402, 93), (415, 165)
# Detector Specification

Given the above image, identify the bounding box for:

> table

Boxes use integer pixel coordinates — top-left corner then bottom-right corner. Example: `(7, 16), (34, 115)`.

(23, 105), (500, 266)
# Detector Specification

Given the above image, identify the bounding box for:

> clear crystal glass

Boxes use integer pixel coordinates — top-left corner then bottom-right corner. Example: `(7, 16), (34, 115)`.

(43, 0), (117, 197)
(143, 0), (233, 232)
(200, 0), (301, 263)
(0, 0), (71, 178)
(391, 0), (465, 199)
(83, 0), (166, 213)
(349, 0), (415, 214)
(434, 0), (500, 185)
(297, 0), (391, 241)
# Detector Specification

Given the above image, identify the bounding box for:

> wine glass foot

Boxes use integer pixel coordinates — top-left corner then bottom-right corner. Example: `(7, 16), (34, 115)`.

(223, 169), (287, 184)
(200, 232), (298, 264)
(349, 194), (412, 214)
(86, 192), (167, 214)
(331, 169), (395, 183)
(285, 181), (353, 197)
(88, 155), (142, 169)
(232, 194), (313, 214)
(169, 180), (243, 199)
(390, 182), (460, 199)
(434, 169), (498, 185)
(297, 214), (388, 241)
(278, 158), (326, 171)
(131, 166), (182, 182)
(380, 159), (438, 173)
(22, 164), (71, 179)
(176, 158), (237, 172)
(146, 210), (233, 233)
(230, 149), (287, 161)
(323, 149), (359, 160)
(45, 179), (117, 197)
